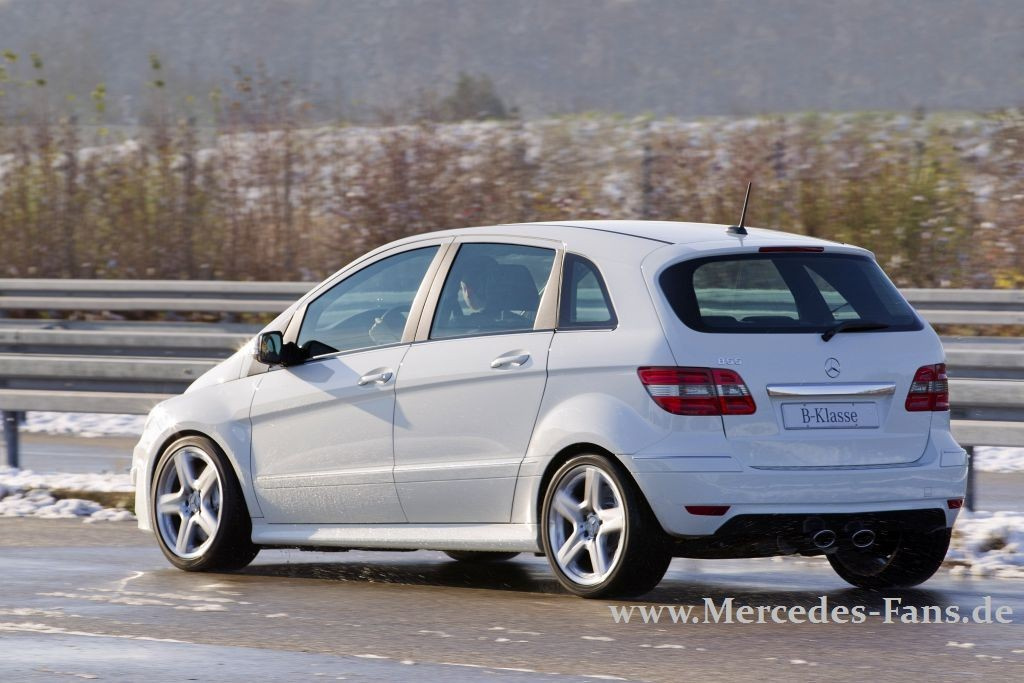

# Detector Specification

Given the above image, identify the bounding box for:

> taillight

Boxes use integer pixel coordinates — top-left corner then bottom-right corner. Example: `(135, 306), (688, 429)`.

(637, 367), (756, 416)
(905, 363), (949, 412)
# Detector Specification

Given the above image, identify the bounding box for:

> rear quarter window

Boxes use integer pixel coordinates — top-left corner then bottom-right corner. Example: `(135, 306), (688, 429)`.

(659, 252), (922, 334)
(559, 254), (617, 329)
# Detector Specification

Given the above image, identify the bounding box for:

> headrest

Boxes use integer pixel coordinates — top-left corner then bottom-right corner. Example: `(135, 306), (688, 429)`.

(485, 264), (540, 313)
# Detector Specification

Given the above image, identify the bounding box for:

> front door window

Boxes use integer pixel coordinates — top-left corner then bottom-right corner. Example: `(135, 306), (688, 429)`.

(298, 246), (439, 357)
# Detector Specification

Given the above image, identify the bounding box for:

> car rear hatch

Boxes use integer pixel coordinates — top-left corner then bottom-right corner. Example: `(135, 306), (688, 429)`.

(650, 244), (945, 468)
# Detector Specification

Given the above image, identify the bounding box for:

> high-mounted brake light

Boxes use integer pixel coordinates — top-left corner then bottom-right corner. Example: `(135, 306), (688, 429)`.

(905, 363), (949, 412)
(638, 367), (756, 416)
(758, 246), (825, 253)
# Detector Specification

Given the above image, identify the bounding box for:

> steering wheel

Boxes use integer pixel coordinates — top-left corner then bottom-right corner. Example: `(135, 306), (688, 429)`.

(368, 306), (409, 344)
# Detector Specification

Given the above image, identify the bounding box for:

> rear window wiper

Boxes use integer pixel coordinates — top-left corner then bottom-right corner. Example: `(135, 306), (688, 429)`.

(821, 320), (891, 342)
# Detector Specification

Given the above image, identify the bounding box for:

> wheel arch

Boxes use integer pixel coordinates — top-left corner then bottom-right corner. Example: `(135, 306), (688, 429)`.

(531, 442), (661, 547)
(151, 428), (261, 521)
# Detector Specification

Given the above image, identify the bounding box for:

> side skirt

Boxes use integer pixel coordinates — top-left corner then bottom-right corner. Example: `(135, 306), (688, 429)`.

(251, 521), (541, 553)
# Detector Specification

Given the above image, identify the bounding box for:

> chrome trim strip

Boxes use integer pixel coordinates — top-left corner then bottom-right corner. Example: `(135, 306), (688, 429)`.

(766, 382), (897, 397)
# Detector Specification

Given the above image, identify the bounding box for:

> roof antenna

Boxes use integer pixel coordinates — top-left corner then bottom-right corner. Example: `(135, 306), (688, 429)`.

(727, 182), (752, 236)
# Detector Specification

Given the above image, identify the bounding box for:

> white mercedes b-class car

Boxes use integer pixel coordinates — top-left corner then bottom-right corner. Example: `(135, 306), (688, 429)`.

(133, 220), (967, 597)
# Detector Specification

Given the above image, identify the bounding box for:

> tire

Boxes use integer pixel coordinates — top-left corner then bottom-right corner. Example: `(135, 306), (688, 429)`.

(541, 454), (672, 598)
(150, 435), (259, 572)
(827, 526), (951, 589)
(444, 551), (520, 563)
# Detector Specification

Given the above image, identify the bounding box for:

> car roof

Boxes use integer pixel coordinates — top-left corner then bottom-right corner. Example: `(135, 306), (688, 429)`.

(326, 220), (865, 301)
(507, 220), (841, 248)
(391, 220), (843, 251)
(365, 220), (859, 271)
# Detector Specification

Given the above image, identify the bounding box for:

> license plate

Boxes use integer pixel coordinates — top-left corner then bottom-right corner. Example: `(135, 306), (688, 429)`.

(781, 402), (879, 430)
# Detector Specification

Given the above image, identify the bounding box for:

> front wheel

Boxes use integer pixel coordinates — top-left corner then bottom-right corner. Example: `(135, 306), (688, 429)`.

(541, 454), (671, 598)
(151, 435), (259, 572)
(827, 527), (951, 589)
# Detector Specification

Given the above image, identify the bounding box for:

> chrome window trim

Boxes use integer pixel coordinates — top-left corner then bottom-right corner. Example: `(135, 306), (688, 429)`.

(275, 339), (410, 367)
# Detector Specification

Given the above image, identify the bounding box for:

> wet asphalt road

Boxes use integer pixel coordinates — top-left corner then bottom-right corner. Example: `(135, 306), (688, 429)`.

(1, 519), (1023, 682)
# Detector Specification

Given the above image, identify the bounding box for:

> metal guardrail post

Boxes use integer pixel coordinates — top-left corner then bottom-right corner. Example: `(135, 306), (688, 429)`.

(964, 446), (975, 511)
(2, 410), (19, 468)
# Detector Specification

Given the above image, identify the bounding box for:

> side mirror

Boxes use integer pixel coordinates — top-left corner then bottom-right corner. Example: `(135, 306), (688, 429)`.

(254, 331), (284, 366)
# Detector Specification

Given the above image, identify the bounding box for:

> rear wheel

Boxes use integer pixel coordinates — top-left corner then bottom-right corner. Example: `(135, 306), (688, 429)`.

(151, 435), (259, 571)
(541, 454), (671, 598)
(827, 527), (951, 589)
(444, 551), (520, 563)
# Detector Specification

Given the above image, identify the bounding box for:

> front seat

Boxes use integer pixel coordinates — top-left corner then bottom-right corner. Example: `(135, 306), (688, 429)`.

(484, 264), (540, 323)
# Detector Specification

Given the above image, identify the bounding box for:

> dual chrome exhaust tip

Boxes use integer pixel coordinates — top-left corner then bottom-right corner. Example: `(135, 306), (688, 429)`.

(811, 527), (876, 550)
(850, 528), (877, 548)
(812, 529), (837, 549)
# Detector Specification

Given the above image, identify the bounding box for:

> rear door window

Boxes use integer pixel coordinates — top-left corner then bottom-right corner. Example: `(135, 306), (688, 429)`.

(430, 243), (556, 339)
(659, 252), (922, 334)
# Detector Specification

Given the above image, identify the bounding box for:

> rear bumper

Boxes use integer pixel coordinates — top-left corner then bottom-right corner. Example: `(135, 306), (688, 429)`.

(629, 428), (967, 537)
(670, 509), (948, 559)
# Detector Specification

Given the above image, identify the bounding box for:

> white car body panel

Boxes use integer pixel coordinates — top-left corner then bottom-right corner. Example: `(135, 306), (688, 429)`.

(134, 219), (966, 554)
(393, 331), (554, 523)
(249, 345), (410, 524)
(133, 374), (265, 532)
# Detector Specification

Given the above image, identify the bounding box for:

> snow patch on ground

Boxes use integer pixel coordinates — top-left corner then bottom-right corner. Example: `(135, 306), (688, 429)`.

(947, 511), (1024, 579)
(0, 467), (132, 493)
(24, 412), (146, 438)
(0, 488), (134, 522)
(0, 467), (134, 522)
(972, 447), (1024, 474)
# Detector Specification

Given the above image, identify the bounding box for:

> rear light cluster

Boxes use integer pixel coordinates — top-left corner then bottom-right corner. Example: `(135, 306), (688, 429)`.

(638, 367), (756, 416)
(905, 363), (950, 412)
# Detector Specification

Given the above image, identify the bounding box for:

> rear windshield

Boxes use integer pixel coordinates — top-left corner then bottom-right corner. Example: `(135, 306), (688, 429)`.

(659, 252), (922, 334)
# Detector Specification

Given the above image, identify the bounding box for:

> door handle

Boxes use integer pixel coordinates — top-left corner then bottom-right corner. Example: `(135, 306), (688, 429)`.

(490, 352), (530, 369)
(357, 369), (394, 386)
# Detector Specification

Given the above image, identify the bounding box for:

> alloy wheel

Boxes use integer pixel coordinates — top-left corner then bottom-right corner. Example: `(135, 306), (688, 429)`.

(546, 464), (627, 586)
(155, 446), (223, 559)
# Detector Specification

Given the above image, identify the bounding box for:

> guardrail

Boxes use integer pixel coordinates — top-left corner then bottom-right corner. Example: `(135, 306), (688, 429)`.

(0, 278), (309, 312)
(1, 280), (1022, 508)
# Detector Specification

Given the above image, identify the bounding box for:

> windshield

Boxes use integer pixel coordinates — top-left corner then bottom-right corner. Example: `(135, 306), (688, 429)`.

(659, 252), (922, 334)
